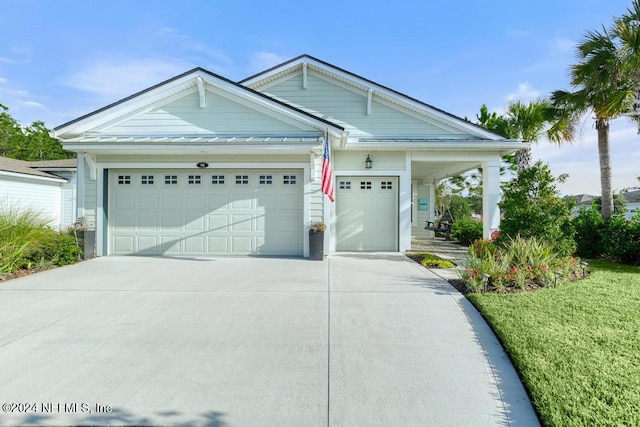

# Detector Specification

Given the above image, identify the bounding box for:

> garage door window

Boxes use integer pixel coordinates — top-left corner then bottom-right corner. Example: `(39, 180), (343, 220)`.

(211, 175), (225, 185)
(188, 175), (202, 185)
(381, 181), (393, 190)
(141, 175), (154, 185)
(360, 181), (372, 190)
(235, 175), (249, 185)
(339, 181), (351, 190)
(164, 175), (178, 185)
(259, 175), (273, 185)
(117, 175), (131, 185)
(283, 175), (297, 185)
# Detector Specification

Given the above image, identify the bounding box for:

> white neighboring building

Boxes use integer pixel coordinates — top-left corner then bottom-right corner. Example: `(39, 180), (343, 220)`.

(623, 190), (640, 220)
(0, 157), (77, 229)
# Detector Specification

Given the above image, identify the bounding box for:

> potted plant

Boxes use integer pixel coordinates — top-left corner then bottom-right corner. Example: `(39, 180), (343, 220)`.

(309, 221), (326, 260)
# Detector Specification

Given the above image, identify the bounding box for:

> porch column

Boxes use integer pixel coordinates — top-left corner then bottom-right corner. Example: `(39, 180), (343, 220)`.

(482, 160), (501, 239)
(429, 181), (436, 237)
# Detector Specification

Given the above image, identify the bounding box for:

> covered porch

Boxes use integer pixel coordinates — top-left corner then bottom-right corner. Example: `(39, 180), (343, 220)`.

(409, 147), (520, 242)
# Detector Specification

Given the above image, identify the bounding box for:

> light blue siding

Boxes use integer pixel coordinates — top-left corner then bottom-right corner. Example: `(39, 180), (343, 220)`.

(105, 90), (313, 135)
(262, 73), (468, 138)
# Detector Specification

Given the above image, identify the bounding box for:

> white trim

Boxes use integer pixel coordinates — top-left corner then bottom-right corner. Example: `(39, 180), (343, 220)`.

(196, 76), (206, 108)
(0, 170), (66, 184)
(96, 166), (105, 256)
(76, 154), (85, 220)
(302, 62), (308, 89)
(303, 166), (310, 257)
(99, 161), (310, 169)
(85, 154), (97, 180)
(366, 88), (373, 116)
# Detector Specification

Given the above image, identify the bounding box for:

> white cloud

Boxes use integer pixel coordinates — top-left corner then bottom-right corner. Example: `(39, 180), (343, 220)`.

(506, 82), (541, 102)
(157, 27), (232, 74)
(22, 101), (44, 108)
(61, 57), (192, 100)
(0, 77), (7, 84)
(0, 86), (29, 98)
(554, 37), (575, 52)
(532, 119), (640, 195)
(248, 51), (289, 74)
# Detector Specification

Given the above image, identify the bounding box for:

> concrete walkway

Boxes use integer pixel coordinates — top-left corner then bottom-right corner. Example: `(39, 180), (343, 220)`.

(0, 254), (538, 426)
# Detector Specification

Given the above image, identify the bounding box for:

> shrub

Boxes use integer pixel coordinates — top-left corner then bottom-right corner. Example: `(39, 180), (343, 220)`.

(1, 202), (82, 275)
(0, 202), (51, 273)
(499, 161), (576, 256)
(573, 206), (605, 258)
(451, 218), (482, 245)
(408, 253), (455, 269)
(574, 208), (640, 265)
(27, 232), (83, 267)
(602, 214), (640, 265)
(460, 236), (578, 292)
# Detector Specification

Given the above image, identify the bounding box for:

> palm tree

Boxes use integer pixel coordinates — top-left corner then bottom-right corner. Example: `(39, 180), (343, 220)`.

(477, 100), (571, 172)
(506, 99), (559, 171)
(551, 1), (640, 218)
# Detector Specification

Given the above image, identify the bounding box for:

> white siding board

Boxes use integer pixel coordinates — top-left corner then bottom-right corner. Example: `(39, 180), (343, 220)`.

(0, 175), (62, 228)
(54, 171), (77, 228)
(105, 91), (312, 135)
(263, 73), (464, 137)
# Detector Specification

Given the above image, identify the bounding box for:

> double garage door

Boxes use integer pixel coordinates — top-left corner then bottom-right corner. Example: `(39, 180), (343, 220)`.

(109, 170), (303, 256)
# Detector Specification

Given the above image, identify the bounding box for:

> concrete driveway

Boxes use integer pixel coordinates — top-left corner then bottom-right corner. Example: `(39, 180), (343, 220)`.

(0, 254), (538, 426)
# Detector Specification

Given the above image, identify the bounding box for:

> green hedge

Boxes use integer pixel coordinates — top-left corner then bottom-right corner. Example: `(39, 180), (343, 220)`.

(573, 208), (640, 265)
(451, 218), (483, 246)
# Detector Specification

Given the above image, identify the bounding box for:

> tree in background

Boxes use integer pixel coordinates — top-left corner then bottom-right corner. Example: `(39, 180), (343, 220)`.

(0, 104), (73, 161)
(551, 1), (640, 218)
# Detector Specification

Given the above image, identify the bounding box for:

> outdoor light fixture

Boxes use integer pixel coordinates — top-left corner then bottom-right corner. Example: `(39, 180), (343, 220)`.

(553, 271), (562, 287)
(365, 154), (373, 169)
(580, 261), (589, 278)
(482, 273), (490, 293)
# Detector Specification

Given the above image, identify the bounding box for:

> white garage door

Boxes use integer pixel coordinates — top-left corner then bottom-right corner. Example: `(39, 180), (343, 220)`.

(335, 176), (398, 251)
(109, 170), (303, 256)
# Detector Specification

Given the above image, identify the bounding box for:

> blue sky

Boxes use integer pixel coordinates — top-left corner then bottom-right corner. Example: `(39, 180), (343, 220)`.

(1, 0), (638, 195)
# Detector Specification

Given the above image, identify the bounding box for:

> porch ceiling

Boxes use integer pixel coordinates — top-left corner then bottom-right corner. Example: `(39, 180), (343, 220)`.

(412, 160), (479, 183)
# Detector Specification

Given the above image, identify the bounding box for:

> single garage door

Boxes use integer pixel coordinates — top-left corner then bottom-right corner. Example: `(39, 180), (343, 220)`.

(109, 170), (303, 256)
(335, 176), (398, 251)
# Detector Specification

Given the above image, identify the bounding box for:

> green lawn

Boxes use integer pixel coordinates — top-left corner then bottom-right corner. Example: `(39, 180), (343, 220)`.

(468, 260), (640, 426)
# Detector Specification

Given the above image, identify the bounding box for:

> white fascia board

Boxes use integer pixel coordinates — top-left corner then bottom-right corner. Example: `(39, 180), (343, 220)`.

(0, 170), (67, 184)
(60, 143), (322, 156)
(343, 140), (526, 153)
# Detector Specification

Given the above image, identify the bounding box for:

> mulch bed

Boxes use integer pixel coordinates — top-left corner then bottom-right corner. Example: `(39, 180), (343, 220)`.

(0, 265), (59, 283)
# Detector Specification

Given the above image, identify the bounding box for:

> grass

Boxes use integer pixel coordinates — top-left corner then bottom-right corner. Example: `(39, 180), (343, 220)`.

(468, 260), (640, 426)
(407, 252), (455, 269)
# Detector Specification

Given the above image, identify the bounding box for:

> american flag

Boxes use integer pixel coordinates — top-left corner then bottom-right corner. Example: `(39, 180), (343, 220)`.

(321, 134), (335, 202)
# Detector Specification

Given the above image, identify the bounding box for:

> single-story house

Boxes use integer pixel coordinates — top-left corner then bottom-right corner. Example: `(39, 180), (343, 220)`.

(53, 55), (523, 257)
(571, 191), (640, 220)
(0, 157), (77, 229)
